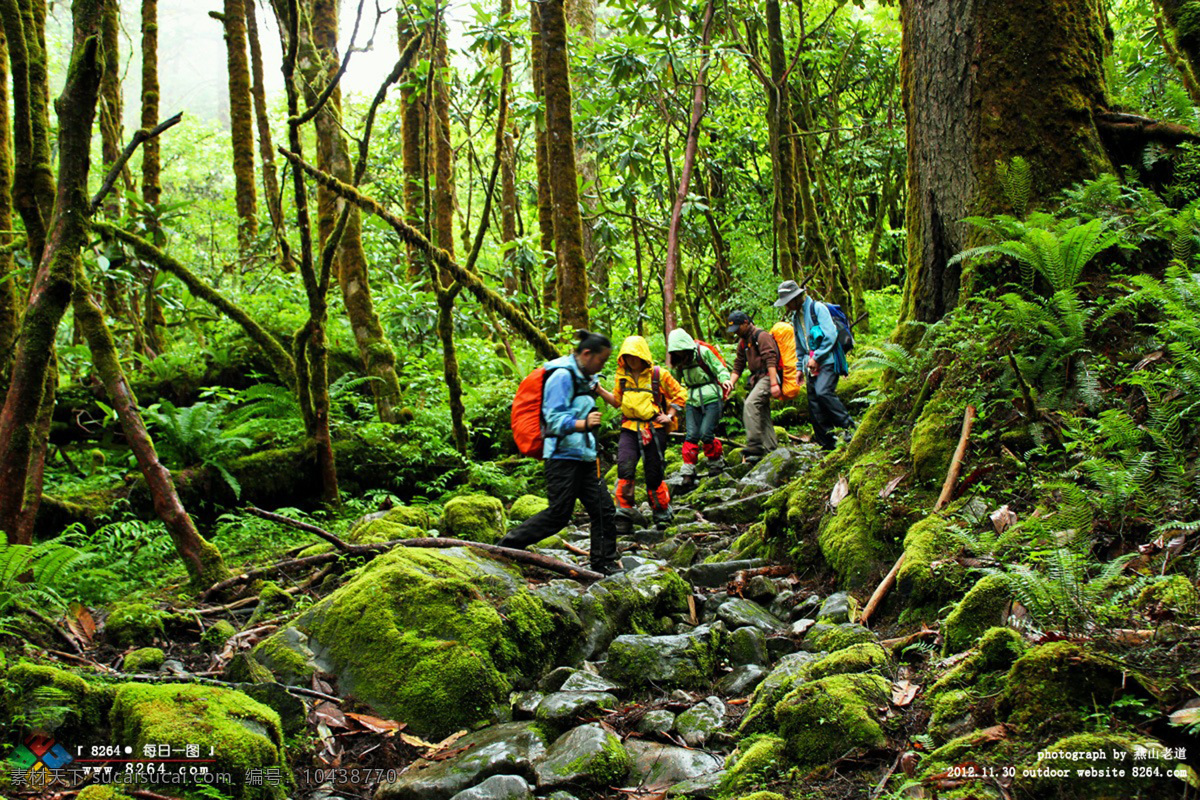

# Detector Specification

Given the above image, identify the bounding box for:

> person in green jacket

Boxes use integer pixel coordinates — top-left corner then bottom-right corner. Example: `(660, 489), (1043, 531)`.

(667, 328), (731, 490)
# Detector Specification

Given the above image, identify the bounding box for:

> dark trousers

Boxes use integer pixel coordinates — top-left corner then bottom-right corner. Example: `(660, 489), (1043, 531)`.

(617, 427), (668, 490)
(498, 458), (618, 568)
(684, 402), (722, 445)
(807, 363), (854, 450)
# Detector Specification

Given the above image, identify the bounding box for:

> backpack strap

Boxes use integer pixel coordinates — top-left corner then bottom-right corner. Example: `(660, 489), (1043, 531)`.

(652, 366), (663, 411)
(695, 346), (721, 388)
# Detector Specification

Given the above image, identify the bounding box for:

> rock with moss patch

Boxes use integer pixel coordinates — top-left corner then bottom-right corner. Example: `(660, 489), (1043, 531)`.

(602, 623), (726, 689)
(910, 396), (958, 481)
(377, 721), (548, 800)
(928, 688), (974, 744)
(110, 684), (288, 799)
(448, 774), (534, 800)
(123, 647), (165, 673)
(248, 581), (295, 626)
(202, 619), (237, 652)
(719, 734), (786, 796)
(582, 564), (691, 654)
(941, 573), (1011, 655)
(624, 739), (723, 791)
(740, 448), (807, 488)
(105, 603), (166, 647)
(1136, 574), (1199, 616)
(443, 495), (508, 544)
(717, 665), (768, 697)
(509, 495), (550, 523)
(254, 547), (579, 737)
(675, 696), (725, 747)
(739, 644), (886, 734)
(535, 723), (630, 789)
(774, 673), (890, 767)
(931, 626), (1026, 697)
(802, 622), (875, 652)
(704, 491), (774, 525)
(5, 662), (113, 740)
(637, 709), (676, 734)
(727, 626), (769, 666)
(77, 788), (135, 800)
(816, 591), (855, 623)
(894, 513), (968, 613)
(716, 598), (786, 634)
(535, 691), (618, 733)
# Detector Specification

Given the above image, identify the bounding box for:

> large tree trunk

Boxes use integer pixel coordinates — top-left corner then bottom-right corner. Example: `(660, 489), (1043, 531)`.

(765, 0), (801, 283)
(0, 25), (18, 374)
(220, 0), (259, 251)
(530, 1), (557, 318)
(0, 0), (103, 545)
(1159, 0), (1200, 91)
(898, 0), (1112, 340)
(307, 0), (403, 424)
(540, 0), (589, 331)
(566, 0), (606, 317)
(72, 262), (229, 588)
(140, 0), (164, 354)
(243, 0), (284, 247)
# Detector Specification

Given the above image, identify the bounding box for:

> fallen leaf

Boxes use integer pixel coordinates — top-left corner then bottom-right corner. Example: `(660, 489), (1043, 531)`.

(990, 505), (1017, 534)
(312, 675), (334, 695)
(66, 603), (96, 645)
(727, 697), (749, 705)
(430, 730), (468, 752)
(900, 750), (920, 776)
(1169, 707), (1200, 726)
(400, 732), (437, 750)
(312, 701), (348, 729)
(891, 680), (920, 707)
(345, 712), (405, 735)
(428, 745), (471, 762)
(879, 472), (906, 499)
(829, 475), (850, 509)
(1133, 350), (1165, 371)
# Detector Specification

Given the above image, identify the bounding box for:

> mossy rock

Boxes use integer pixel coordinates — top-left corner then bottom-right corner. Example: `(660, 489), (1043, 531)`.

(740, 644), (887, 734)
(998, 641), (1148, 732)
(775, 673), (890, 767)
(1014, 733), (1176, 798)
(346, 518), (425, 546)
(803, 622), (876, 652)
(719, 734), (787, 796)
(5, 662), (114, 740)
(249, 581), (295, 626)
(734, 793), (787, 800)
(931, 626), (1026, 697)
(910, 394), (960, 482)
(928, 688), (974, 744)
(894, 513), (967, 614)
(110, 684), (288, 799)
(509, 494), (550, 523)
(588, 563), (692, 637)
(123, 647), (165, 673)
(442, 495), (507, 544)
(105, 603), (167, 647)
(77, 788), (135, 800)
(202, 620), (237, 652)
(1136, 574), (1199, 616)
(253, 546), (579, 737)
(941, 573), (1012, 655)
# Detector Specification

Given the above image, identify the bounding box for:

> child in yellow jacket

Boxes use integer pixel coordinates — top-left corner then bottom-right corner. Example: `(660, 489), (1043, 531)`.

(597, 335), (687, 530)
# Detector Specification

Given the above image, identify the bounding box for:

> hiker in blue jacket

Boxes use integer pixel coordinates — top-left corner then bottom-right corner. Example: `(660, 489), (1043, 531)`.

(775, 280), (855, 450)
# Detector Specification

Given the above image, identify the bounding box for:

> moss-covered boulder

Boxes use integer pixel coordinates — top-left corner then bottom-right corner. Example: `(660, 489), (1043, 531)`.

(998, 641), (1147, 732)
(602, 624), (725, 689)
(1136, 574), (1200, 617)
(123, 647), (165, 673)
(442, 495), (507, 544)
(941, 573), (1011, 655)
(105, 603), (167, 647)
(202, 619), (237, 652)
(910, 395), (960, 482)
(931, 626), (1026, 697)
(719, 734), (787, 796)
(534, 723), (630, 790)
(110, 684), (288, 799)
(928, 688), (974, 744)
(803, 622), (876, 652)
(4, 662), (113, 740)
(774, 673), (890, 767)
(252, 547), (579, 737)
(894, 513), (967, 614)
(509, 494), (550, 523)
(248, 581), (294, 626)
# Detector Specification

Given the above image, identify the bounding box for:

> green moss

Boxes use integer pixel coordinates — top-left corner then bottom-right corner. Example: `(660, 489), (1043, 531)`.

(941, 573), (1012, 655)
(442, 495), (507, 544)
(1136, 574), (1199, 616)
(202, 620), (237, 652)
(719, 734), (787, 796)
(509, 494), (550, 523)
(77, 788), (135, 800)
(580, 728), (632, 785)
(909, 396), (959, 482)
(734, 793), (786, 800)
(252, 629), (316, 685)
(249, 581), (295, 626)
(6, 662), (113, 738)
(1014, 733), (1171, 797)
(192, 535), (231, 590)
(123, 647), (165, 673)
(105, 603), (166, 647)
(345, 517), (424, 545)
(931, 626), (1026, 696)
(894, 513), (967, 615)
(920, 726), (1024, 780)
(110, 684), (288, 799)
(929, 688), (973, 744)
(775, 673), (889, 767)
(589, 564), (691, 636)
(804, 622), (875, 652)
(998, 641), (1143, 732)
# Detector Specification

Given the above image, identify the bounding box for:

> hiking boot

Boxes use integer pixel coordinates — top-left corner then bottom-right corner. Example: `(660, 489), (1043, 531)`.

(591, 561), (626, 577)
(614, 508), (635, 536)
(841, 421), (858, 445)
(678, 472), (696, 493)
(652, 506), (675, 530)
(707, 456), (726, 478)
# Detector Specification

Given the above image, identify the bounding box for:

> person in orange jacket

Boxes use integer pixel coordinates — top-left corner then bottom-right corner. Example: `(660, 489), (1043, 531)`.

(597, 335), (687, 531)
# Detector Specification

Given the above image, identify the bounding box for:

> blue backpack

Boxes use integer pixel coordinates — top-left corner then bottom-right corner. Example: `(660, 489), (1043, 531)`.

(825, 303), (855, 353)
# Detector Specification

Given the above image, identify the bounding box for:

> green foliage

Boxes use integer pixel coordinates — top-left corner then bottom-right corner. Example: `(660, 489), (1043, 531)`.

(951, 216), (1118, 293)
(989, 548), (1135, 637)
(144, 399), (253, 497)
(997, 156), (1033, 218)
(0, 540), (105, 631)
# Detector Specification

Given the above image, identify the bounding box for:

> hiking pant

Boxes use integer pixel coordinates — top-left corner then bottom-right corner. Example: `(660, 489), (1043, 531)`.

(807, 363), (854, 450)
(616, 427), (671, 511)
(742, 377), (779, 459)
(498, 458), (618, 569)
(682, 402), (723, 465)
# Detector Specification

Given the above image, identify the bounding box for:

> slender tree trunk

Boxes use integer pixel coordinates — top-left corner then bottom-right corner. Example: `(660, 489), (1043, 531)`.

(0, 0), (103, 545)
(1158, 0), (1200, 98)
(307, 0), (402, 423)
(72, 262), (228, 587)
(398, 20), (427, 280)
(0, 25), (18, 374)
(500, 0), (519, 296)
(566, 0), (605, 315)
(766, 0), (801, 282)
(219, 0), (259, 251)
(244, 0), (284, 246)
(898, 0), (1112, 341)
(140, 0), (164, 355)
(531, 0), (558, 318)
(663, 0), (715, 334)
(540, 0), (589, 330)
(99, 0), (131, 214)
(631, 192), (645, 336)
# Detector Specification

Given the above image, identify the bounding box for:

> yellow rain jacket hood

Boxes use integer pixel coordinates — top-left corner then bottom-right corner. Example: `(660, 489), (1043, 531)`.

(613, 336), (686, 430)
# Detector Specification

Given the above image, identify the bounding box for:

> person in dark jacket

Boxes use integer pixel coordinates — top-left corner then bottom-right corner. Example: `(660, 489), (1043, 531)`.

(723, 311), (782, 463)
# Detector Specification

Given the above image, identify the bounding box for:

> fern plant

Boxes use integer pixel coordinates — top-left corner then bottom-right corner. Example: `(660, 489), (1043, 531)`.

(997, 155), (1033, 218)
(0, 541), (101, 624)
(143, 400), (253, 498)
(950, 217), (1118, 295)
(991, 547), (1136, 636)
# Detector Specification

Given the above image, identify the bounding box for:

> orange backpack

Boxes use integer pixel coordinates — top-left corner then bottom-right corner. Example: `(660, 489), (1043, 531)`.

(696, 339), (727, 367)
(511, 366), (587, 457)
(741, 325), (801, 399)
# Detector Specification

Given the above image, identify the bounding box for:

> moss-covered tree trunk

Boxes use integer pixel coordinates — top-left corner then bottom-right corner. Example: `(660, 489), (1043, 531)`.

(398, 21), (427, 280)
(0, 0), (103, 545)
(898, 0), (1112, 341)
(566, 0), (605, 318)
(540, 0), (589, 330)
(72, 261), (228, 588)
(0, 25), (18, 374)
(764, 0), (801, 283)
(219, 0), (259, 252)
(139, 0), (164, 354)
(530, 1), (557, 317)
(243, 0), (284, 247)
(500, 0), (519, 296)
(306, 0), (403, 424)
(1159, 0), (1200, 91)
(99, 0), (128, 207)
